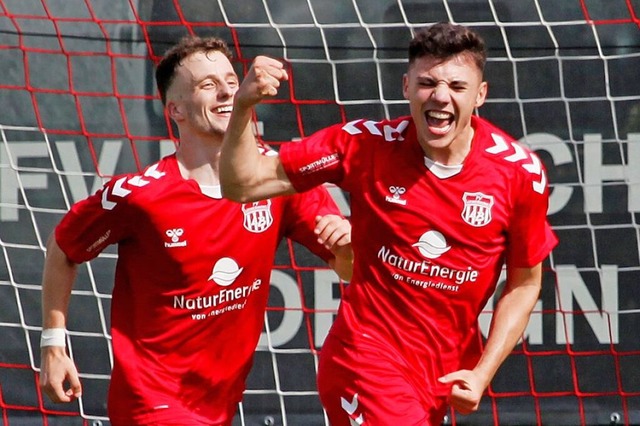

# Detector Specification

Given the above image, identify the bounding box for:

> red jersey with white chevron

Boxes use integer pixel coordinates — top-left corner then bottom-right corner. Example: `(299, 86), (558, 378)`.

(55, 153), (339, 425)
(280, 115), (557, 391)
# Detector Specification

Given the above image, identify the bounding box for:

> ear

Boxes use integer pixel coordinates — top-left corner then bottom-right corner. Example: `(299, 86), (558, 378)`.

(167, 100), (183, 122)
(402, 73), (410, 100)
(475, 81), (488, 108)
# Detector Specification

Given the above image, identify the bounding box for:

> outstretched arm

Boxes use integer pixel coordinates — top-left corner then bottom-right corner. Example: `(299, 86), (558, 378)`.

(438, 263), (542, 414)
(221, 55), (295, 202)
(39, 234), (82, 403)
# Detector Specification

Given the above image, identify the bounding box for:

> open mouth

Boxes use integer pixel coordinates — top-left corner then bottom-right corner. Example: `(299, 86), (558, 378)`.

(425, 110), (453, 135)
(213, 105), (233, 114)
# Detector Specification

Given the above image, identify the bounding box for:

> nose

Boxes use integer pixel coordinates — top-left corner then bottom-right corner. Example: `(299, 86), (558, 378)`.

(431, 81), (451, 103)
(218, 81), (235, 100)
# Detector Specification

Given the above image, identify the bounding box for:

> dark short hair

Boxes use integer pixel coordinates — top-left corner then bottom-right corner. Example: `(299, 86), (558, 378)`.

(409, 22), (487, 74)
(155, 36), (233, 105)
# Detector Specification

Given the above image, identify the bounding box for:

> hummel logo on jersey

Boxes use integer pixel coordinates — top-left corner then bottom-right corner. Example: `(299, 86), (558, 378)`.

(485, 133), (547, 194)
(385, 186), (407, 205)
(242, 200), (273, 233)
(461, 192), (494, 227)
(164, 228), (186, 248)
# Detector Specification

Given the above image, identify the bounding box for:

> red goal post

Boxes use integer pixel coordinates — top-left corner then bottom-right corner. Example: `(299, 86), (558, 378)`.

(0, 1), (639, 425)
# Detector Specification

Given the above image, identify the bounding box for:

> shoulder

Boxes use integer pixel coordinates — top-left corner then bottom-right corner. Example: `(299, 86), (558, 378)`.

(339, 116), (411, 143)
(309, 116), (412, 160)
(100, 155), (177, 210)
(474, 116), (547, 194)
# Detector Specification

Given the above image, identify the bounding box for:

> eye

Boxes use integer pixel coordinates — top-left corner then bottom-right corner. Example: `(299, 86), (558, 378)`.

(201, 80), (216, 89)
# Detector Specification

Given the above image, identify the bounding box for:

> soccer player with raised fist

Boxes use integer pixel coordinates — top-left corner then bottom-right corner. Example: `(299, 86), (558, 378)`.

(220, 22), (557, 425)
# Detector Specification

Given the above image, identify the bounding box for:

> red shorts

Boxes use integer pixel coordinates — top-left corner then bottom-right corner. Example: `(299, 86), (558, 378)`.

(317, 332), (450, 426)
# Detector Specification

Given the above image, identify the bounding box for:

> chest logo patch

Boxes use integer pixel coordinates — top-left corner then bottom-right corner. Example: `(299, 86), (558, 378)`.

(413, 230), (451, 259)
(461, 192), (494, 227)
(164, 228), (187, 248)
(242, 199), (273, 233)
(385, 185), (407, 205)
(208, 257), (243, 286)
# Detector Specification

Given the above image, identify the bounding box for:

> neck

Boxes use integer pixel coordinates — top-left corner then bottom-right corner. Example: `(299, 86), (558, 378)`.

(422, 127), (474, 166)
(174, 133), (223, 186)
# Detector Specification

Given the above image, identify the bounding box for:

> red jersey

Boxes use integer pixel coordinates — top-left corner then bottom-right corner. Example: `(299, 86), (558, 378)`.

(55, 154), (340, 425)
(280, 115), (558, 387)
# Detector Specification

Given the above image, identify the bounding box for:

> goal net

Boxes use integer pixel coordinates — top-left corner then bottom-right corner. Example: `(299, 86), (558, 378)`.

(1, 0), (639, 425)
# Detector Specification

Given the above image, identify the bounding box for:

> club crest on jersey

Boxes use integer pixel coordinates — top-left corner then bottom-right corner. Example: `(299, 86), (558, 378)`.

(461, 192), (494, 227)
(242, 200), (273, 233)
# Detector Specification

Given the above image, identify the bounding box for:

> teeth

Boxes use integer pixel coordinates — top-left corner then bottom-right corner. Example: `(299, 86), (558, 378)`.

(427, 111), (452, 119)
(215, 105), (233, 113)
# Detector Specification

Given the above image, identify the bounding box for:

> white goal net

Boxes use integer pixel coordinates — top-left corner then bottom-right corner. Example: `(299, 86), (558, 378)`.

(0, 0), (639, 425)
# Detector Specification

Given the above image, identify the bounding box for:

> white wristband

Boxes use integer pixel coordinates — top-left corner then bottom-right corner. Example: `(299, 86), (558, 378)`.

(40, 328), (67, 347)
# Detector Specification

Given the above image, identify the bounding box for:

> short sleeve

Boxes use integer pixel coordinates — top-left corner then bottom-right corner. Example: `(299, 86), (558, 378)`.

(279, 123), (350, 193)
(56, 179), (132, 264)
(505, 159), (558, 268)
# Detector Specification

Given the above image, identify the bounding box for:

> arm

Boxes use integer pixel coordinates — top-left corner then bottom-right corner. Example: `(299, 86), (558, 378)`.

(439, 263), (542, 414)
(315, 215), (353, 282)
(220, 55), (295, 202)
(39, 234), (82, 402)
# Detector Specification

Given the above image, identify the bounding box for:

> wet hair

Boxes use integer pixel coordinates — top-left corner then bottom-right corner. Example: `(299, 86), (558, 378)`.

(155, 36), (233, 105)
(408, 22), (487, 74)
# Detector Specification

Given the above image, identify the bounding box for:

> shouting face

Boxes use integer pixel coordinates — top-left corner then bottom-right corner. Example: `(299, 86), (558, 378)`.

(403, 53), (487, 165)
